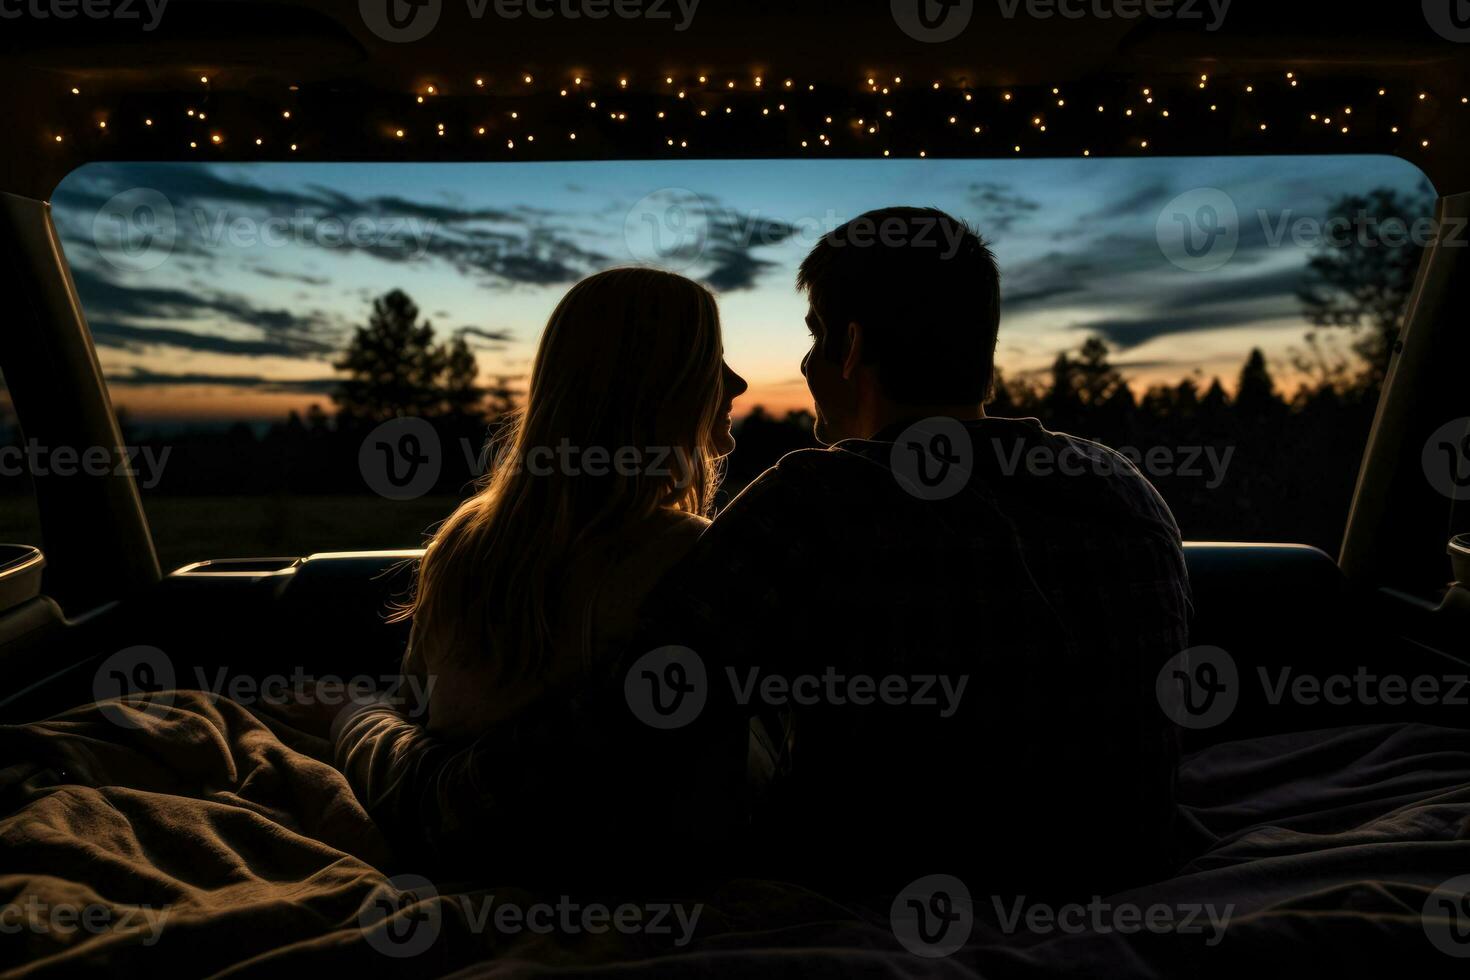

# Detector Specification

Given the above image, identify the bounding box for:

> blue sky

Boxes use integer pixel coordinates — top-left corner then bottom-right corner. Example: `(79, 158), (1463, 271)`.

(49, 155), (1430, 423)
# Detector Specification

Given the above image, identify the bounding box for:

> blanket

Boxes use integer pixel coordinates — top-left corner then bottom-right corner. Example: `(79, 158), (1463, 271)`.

(2, 692), (1468, 977)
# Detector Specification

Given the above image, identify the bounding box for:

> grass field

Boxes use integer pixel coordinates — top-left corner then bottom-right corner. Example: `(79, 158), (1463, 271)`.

(0, 495), (460, 574)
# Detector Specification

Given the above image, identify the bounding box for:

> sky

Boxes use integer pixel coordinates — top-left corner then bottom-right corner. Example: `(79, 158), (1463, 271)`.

(46, 155), (1431, 425)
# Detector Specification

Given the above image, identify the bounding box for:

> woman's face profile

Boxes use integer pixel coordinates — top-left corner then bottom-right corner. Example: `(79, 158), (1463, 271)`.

(711, 360), (748, 456)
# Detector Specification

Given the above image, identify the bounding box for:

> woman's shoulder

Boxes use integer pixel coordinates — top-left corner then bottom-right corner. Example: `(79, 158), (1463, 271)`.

(649, 507), (712, 540)
(617, 508), (709, 570)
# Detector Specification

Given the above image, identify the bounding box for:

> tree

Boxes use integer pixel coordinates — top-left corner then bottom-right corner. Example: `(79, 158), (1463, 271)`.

(1234, 348), (1282, 422)
(1297, 185), (1434, 387)
(1073, 336), (1125, 407)
(440, 335), (484, 420)
(332, 290), (503, 422)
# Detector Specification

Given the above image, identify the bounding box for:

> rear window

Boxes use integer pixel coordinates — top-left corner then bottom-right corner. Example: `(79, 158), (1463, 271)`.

(51, 156), (1433, 570)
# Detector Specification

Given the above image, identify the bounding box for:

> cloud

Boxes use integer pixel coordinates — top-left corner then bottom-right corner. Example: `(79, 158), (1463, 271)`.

(454, 326), (514, 351)
(1079, 178), (1174, 223)
(88, 321), (330, 358)
(70, 265), (338, 357)
(104, 367), (339, 393)
(53, 163), (615, 290)
(967, 182), (1041, 234)
(251, 266), (330, 286)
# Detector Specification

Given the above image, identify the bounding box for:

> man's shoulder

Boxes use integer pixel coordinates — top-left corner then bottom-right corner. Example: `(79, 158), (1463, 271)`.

(725, 445), (875, 505)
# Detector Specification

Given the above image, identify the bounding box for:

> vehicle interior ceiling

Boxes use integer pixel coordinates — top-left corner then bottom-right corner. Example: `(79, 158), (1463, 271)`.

(0, 0), (1466, 745)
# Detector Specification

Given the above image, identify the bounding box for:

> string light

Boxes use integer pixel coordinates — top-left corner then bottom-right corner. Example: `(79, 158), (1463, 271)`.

(44, 70), (1446, 160)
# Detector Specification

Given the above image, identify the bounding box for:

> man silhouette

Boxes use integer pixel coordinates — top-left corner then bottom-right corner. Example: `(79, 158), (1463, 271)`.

(640, 206), (1192, 899)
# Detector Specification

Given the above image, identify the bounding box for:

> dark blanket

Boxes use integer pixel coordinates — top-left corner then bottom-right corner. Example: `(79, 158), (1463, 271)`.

(2, 694), (1468, 977)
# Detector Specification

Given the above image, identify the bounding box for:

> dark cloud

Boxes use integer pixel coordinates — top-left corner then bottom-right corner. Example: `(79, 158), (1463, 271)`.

(90, 322), (327, 358)
(1080, 179), (1174, 223)
(105, 368), (339, 393)
(251, 266), (330, 286)
(53, 163), (613, 290)
(454, 326), (514, 351)
(70, 265), (338, 357)
(697, 208), (799, 292)
(968, 182), (1041, 234)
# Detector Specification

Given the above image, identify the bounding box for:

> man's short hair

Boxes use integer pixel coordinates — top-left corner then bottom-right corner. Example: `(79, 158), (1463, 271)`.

(797, 206), (1000, 405)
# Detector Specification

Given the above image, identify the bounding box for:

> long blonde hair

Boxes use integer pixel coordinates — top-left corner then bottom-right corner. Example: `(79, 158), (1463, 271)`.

(393, 268), (725, 683)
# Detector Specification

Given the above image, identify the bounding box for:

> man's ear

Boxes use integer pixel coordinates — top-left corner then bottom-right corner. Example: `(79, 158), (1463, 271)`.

(842, 321), (863, 380)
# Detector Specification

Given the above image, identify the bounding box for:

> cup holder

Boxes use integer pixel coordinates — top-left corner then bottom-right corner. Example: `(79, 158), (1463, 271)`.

(0, 544), (44, 614)
(170, 557), (301, 579)
(1451, 534), (1470, 587)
